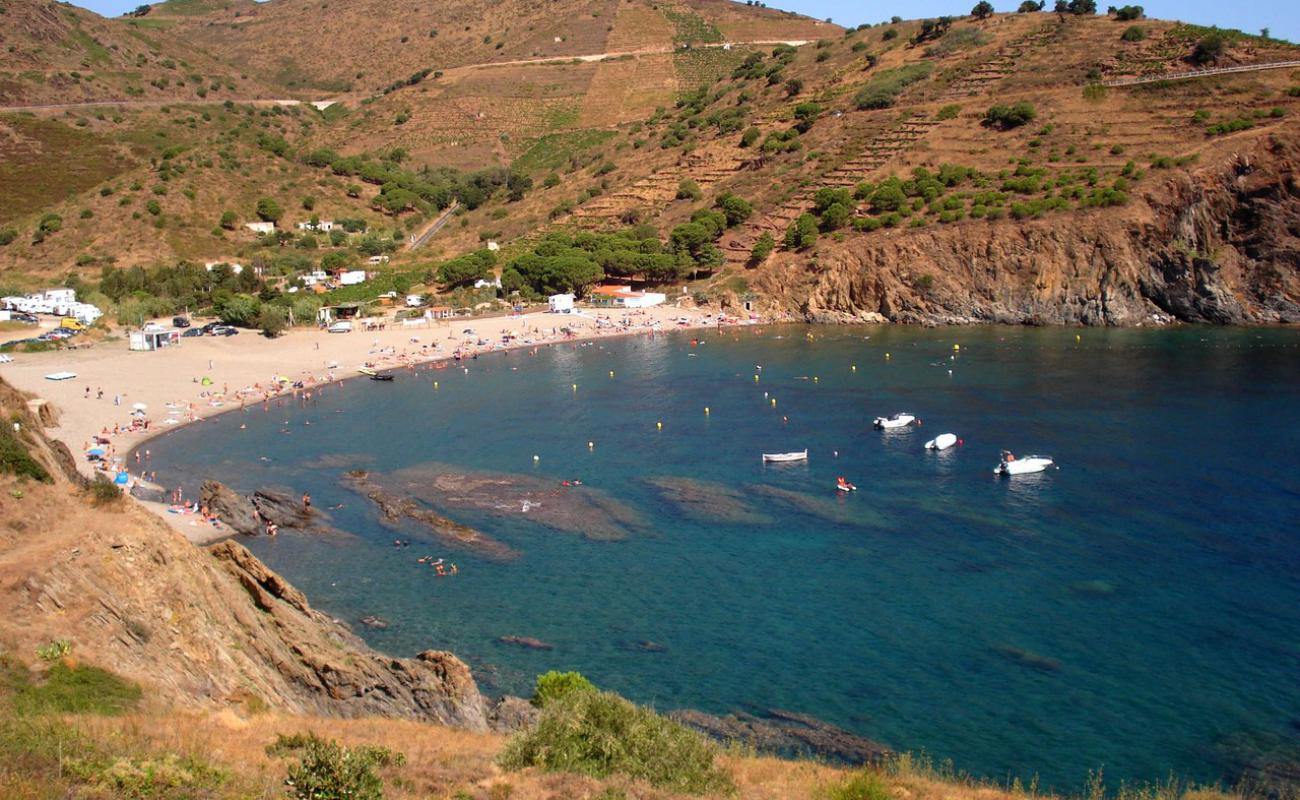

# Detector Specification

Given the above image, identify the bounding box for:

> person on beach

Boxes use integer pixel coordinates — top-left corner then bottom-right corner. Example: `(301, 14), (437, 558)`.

(301, 492), (311, 510)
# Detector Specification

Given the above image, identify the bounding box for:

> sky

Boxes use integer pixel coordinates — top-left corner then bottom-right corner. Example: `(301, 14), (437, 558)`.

(69, 0), (1299, 43)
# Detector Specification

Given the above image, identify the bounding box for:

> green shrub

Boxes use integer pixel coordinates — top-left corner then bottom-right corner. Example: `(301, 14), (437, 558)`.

(1114, 5), (1144, 21)
(749, 232), (775, 265)
(12, 662), (141, 716)
(499, 689), (732, 795)
(739, 126), (761, 147)
(936, 104), (961, 121)
(852, 63), (933, 110)
(1205, 117), (1254, 135)
(784, 213), (819, 250)
(1121, 25), (1146, 41)
(0, 424), (50, 482)
(820, 768), (891, 800)
(983, 102), (1036, 129)
(531, 670), (597, 708)
(676, 179), (703, 201)
(268, 733), (405, 800)
(0, 228), (17, 246)
(1191, 32), (1225, 65)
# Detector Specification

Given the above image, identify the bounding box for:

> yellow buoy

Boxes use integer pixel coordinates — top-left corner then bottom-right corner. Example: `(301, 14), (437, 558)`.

(433, 381), (439, 388)
(656, 421), (663, 430)
(885, 353), (891, 360)
(609, 370), (615, 377)
(813, 376), (819, 383)
(704, 407), (710, 415)
(533, 454), (540, 462)
(770, 398), (777, 407)
(754, 374), (759, 382)
(588, 441), (594, 450)
(851, 364), (857, 372)
(572, 383), (578, 391)
(1076, 334), (1081, 342)
(953, 343), (960, 351)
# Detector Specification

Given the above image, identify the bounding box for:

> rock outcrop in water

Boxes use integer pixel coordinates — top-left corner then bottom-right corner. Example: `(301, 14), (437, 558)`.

(646, 476), (772, 525)
(751, 133), (1300, 326)
(200, 480), (351, 539)
(363, 462), (644, 541)
(671, 708), (892, 765)
(342, 470), (519, 560)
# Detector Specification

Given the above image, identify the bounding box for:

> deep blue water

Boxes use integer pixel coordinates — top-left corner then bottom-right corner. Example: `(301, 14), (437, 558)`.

(143, 325), (1300, 790)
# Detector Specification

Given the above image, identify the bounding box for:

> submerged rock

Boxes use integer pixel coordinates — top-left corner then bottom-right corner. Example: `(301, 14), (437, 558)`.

(359, 615), (389, 630)
(646, 476), (771, 525)
(749, 484), (861, 527)
(993, 644), (1061, 673)
(1070, 579), (1117, 597)
(670, 708), (891, 765)
(365, 462), (644, 541)
(342, 471), (518, 560)
(497, 635), (553, 650)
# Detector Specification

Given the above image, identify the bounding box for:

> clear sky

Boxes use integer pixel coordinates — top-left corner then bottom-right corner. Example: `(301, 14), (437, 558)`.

(69, 0), (1299, 43)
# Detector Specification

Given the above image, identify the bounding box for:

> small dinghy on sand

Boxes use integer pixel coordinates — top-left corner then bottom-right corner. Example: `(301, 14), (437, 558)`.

(874, 413), (917, 429)
(994, 451), (1055, 476)
(925, 433), (959, 451)
(762, 450), (808, 463)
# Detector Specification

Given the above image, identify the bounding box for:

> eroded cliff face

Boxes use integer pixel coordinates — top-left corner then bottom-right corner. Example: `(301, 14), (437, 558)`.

(752, 133), (1300, 326)
(0, 379), (502, 731)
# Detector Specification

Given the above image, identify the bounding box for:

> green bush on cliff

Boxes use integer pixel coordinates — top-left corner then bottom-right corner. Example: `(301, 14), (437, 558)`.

(0, 424), (50, 483)
(269, 732), (405, 800)
(500, 688), (733, 795)
(8, 660), (141, 717)
(820, 768), (891, 800)
(531, 670), (596, 708)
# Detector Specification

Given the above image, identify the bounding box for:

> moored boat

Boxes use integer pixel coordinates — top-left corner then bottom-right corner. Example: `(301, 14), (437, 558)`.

(994, 451), (1055, 476)
(873, 412), (917, 429)
(762, 450), (808, 463)
(925, 433), (959, 451)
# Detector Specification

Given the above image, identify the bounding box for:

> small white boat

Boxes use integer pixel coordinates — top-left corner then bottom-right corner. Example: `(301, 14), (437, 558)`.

(762, 450), (808, 463)
(925, 433), (959, 451)
(836, 478), (857, 492)
(994, 452), (1055, 476)
(873, 413), (917, 429)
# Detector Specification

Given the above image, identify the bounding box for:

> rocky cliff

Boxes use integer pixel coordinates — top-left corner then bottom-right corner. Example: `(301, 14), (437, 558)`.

(0, 378), (519, 732)
(753, 132), (1300, 326)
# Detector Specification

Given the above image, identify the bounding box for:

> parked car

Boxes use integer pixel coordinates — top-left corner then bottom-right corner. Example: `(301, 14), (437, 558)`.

(12, 313), (38, 324)
(181, 328), (204, 338)
(201, 321), (223, 334)
(172, 316), (191, 328)
(327, 321), (353, 333)
(212, 326), (239, 336)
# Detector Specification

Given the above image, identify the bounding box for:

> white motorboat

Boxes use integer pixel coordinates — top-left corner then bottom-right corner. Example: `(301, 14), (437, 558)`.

(994, 452), (1055, 476)
(925, 433), (959, 451)
(762, 450), (808, 463)
(873, 413), (917, 429)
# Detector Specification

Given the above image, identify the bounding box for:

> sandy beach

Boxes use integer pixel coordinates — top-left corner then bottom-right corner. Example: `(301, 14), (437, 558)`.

(1, 304), (736, 541)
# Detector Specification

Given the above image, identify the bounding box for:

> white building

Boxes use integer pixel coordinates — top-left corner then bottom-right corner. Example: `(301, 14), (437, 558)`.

(245, 221), (275, 234)
(366, 255), (390, 266)
(473, 276), (502, 290)
(338, 270), (367, 286)
(300, 270), (329, 287)
(589, 285), (666, 309)
(296, 219), (337, 232)
(205, 261), (244, 275)
(2, 289), (102, 323)
(548, 293), (574, 313)
(406, 294), (425, 308)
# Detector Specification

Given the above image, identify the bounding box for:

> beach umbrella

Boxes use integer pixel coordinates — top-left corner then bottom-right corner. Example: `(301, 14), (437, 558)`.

(87, 447), (105, 456)
(132, 402), (147, 410)
(114, 471), (130, 485)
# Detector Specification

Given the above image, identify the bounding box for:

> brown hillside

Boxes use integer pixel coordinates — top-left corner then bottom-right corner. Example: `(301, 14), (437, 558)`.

(0, 0), (275, 105)
(148, 0), (836, 96)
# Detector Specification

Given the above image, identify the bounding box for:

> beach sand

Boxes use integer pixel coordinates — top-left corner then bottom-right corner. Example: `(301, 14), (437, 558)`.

(2, 304), (731, 542)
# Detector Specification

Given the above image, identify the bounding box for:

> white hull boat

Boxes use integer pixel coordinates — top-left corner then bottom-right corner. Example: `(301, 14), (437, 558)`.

(994, 456), (1055, 476)
(925, 433), (958, 451)
(762, 450), (808, 463)
(874, 413), (916, 429)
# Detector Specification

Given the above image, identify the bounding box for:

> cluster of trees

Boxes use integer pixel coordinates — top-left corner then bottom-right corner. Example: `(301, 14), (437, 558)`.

(983, 102), (1038, 129)
(971, 1), (995, 19)
(1053, 0), (1097, 14)
(98, 262), (261, 310)
(500, 194), (753, 296)
(296, 149), (532, 216)
(1111, 5), (1144, 20)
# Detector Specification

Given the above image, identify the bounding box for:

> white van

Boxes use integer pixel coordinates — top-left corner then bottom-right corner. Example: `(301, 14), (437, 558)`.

(327, 320), (353, 333)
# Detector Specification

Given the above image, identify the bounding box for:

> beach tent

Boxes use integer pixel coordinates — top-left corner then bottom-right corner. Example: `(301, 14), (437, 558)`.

(132, 402), (147, 411)
(201, 377), (213, 386)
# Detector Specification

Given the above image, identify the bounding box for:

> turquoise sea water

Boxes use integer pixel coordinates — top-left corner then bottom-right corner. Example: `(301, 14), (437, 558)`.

(143, 325), (1300, 790)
